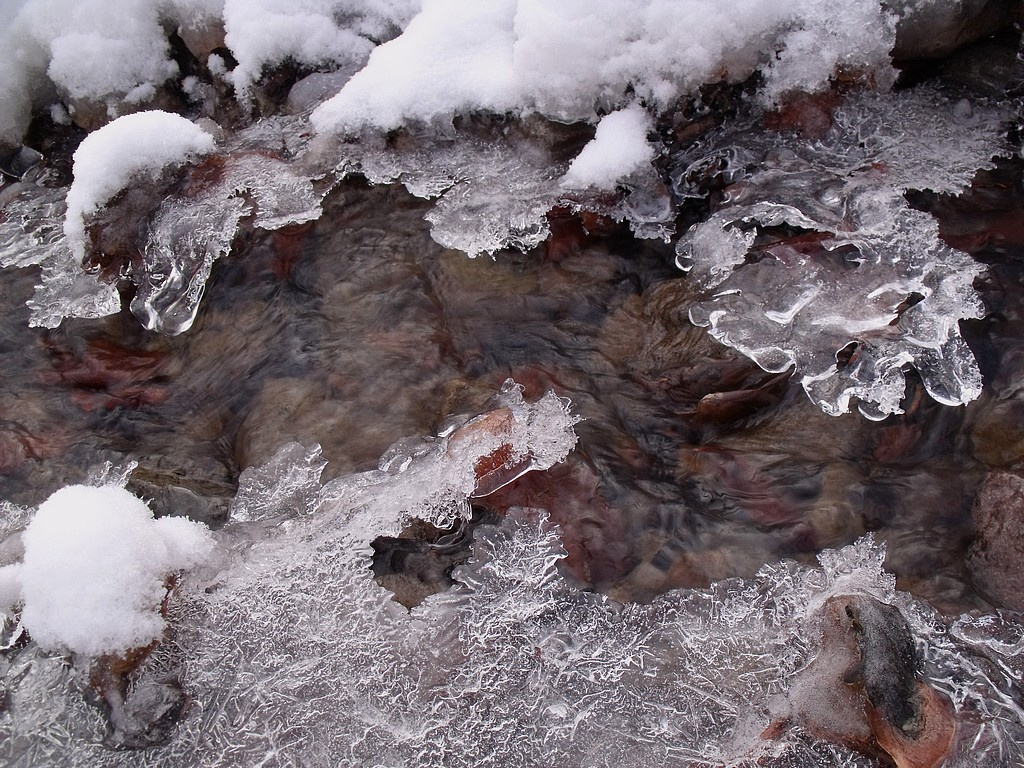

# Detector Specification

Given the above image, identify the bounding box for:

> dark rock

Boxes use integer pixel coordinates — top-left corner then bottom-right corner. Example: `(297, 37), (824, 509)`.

(773, 593), (956, 768)
(890, 0), (1018, 61)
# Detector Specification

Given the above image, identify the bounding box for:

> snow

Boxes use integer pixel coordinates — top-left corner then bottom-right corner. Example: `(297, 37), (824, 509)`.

(312, 0), (897, 134)
(63, 111), (216, 262)
(8, 484), (213, 658)
(560, 105), (655, 191)
(223, 0), (373, 101)
(0, 0), (419, 145)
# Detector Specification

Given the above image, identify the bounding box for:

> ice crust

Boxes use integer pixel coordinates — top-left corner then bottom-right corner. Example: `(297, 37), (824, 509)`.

(2, 383), (1022, 767)
(674, 87), (1007, 419)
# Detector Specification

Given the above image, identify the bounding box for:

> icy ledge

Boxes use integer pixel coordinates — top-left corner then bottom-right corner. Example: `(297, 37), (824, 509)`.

(1, 383), (1022, 767)
(673, 87), (1009, 419)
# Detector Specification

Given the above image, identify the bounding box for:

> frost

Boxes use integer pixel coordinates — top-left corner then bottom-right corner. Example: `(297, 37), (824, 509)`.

(675, 87), (1007, 419)
(3, 385), (1022, 766)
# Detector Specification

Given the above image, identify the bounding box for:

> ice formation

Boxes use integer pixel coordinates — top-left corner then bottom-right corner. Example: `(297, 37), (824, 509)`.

(0, 184), (120, 328)
(673, 87), (1009, 419)
(64, 111), (216, 261)
(0, 484), (213, 658)
(1, 395), (1021, 765)
(0, 0), (999, 335)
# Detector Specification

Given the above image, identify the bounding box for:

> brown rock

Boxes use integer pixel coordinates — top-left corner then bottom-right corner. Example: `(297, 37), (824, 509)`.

(968, 471), (1024, 611)
(771, 594), (957, 767)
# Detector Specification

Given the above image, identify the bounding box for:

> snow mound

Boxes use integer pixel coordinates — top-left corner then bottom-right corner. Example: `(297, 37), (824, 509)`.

(63, 111), (216, 262)
(4, 484), (213, 658)
(223, 0), (420, 101)
(312, 0), (896, 134)
(560, 105), (655, 191)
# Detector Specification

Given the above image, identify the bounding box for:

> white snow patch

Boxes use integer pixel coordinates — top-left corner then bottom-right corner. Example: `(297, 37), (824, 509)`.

(12, 485), (214, 658)
(63, 111), (216, 261)
(312, 0), (897, 134)
(223, 0), (420, 100)
(561, 105), (655, 190)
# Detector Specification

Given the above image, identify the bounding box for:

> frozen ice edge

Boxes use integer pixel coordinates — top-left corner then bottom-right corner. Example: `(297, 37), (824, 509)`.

(1, 383), (1022, 767)
(676, 86), (1009, 420)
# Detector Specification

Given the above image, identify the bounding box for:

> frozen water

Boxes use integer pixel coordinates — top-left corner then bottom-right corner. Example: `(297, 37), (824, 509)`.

(323, 118), (673, 257)
(560, 105), (656, 191)
(675, 87), (1008, 419)
(0, 185), (120, 328)
(1, 382), (1021, 766)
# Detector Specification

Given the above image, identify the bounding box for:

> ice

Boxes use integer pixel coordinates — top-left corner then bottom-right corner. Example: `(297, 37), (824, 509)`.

(2, 383), (1022, 766)
(675, 87), (1007, 418)
(229, 441), (327, 523)
(0, 185), (121, 328)
(130, 119), (327, 333)
(322, 117), (673, 257)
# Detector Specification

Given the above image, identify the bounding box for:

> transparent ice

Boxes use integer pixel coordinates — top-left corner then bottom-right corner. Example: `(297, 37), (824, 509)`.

(0, 116), (329, 335)
(0, 184), (120, 328)
(673, 86), (1008, 419)
(327, 123), (674, 257)
(1, 382), (1022, 767)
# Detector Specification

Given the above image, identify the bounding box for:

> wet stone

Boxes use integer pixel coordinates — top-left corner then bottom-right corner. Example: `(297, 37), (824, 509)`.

(968, 471), (1024, 611)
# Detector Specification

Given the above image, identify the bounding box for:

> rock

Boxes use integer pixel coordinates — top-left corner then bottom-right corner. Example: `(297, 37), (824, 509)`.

(968, 471), (1024, 611)
(771, 594), (957, 767)
(890, 0), (1017, 61)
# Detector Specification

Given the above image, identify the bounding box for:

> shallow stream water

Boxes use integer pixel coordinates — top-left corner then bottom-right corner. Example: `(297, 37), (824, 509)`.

(1, 162), (1020, 613)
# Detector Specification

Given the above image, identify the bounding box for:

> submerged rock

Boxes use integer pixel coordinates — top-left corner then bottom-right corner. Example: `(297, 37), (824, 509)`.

(968, 471), (1024, 611)
(774, 598), (958, 765)
(772, 593), (956, 767)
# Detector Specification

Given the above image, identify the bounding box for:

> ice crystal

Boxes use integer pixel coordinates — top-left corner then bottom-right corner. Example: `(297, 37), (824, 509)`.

(2, 383), (1021, 767)
(674, 86), (1008, 418)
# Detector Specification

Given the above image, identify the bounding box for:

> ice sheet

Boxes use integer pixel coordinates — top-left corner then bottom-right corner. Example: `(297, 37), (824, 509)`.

(674, 87), (1007, 418)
